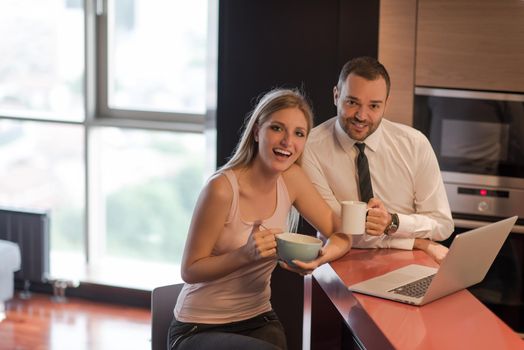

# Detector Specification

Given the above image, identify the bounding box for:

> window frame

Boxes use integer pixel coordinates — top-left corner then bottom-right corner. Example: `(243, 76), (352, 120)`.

(90, 0), (208, 130)
(83, 0), (216, 269)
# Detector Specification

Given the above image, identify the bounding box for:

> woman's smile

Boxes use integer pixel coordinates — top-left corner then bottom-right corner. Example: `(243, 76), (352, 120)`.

(256, 107), (308, 170)
(273, 147), (292, 159)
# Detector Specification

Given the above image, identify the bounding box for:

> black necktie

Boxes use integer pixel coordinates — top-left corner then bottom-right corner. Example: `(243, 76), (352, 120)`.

(355, 143), (373, 203)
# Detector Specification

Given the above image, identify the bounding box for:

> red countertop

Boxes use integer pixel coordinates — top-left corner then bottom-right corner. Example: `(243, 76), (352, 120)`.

(311, 248), (524, 349)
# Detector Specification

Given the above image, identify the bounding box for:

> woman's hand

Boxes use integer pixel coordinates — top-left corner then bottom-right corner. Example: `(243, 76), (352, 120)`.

(278, 248), (326, 276)
(278, 231), (351, 276)
(242, 224), (281, 261)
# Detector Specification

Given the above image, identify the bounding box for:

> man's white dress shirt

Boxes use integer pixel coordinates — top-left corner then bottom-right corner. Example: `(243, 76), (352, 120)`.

(302, 117), (453, 250)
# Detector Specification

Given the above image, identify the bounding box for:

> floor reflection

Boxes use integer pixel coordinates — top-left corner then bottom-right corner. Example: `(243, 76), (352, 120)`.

(0, 293), (150, 350)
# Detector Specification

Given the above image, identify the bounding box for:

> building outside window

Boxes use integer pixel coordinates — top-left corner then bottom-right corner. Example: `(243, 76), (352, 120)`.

(0, 0), (216, 290)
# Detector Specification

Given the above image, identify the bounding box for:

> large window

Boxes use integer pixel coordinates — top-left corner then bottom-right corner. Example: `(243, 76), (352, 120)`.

(106, 1), (207, 114)
(0, 0), (216, 290)
(0, 0), (84, 121)
(0, 119), (84, 254)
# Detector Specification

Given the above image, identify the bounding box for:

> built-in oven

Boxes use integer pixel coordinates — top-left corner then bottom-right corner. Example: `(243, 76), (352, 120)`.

(413, 87), (524, 336)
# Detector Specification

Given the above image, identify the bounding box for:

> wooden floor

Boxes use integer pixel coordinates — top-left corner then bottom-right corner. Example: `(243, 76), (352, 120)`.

(0, 292), (151, 350)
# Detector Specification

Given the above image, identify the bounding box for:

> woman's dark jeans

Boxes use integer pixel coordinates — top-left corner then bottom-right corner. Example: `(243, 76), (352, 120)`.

(167, 310), (287, 350)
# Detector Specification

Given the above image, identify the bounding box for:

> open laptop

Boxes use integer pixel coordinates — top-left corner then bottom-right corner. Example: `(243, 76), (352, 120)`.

(348, 216), (518, 306)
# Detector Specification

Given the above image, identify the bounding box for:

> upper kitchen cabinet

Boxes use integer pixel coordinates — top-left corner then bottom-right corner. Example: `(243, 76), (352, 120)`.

(416, 0), (524, 93)
(379, 0), (417, 125)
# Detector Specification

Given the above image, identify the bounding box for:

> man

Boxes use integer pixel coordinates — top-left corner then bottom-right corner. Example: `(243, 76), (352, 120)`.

(302, 56), (453, 262)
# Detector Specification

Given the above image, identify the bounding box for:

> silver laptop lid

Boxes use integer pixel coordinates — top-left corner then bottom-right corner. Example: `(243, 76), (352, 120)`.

(421, 216), (517, 304)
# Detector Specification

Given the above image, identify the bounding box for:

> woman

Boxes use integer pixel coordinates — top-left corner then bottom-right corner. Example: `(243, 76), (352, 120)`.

(168, 88), (351, 349)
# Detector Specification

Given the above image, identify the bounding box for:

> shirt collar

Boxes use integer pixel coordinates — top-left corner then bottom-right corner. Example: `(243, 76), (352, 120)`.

(334, 118), (383, 154)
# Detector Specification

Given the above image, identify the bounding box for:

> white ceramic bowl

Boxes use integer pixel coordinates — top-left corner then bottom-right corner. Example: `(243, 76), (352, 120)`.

(276, 232), (322, 265)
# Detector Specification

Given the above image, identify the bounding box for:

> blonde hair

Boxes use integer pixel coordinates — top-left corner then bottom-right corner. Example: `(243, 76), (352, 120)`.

(220, 88), (314, 172)
(220, 88), (314, 233)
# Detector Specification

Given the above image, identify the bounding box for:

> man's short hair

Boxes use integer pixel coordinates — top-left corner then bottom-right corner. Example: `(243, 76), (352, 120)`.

(337, 56), (391, 98)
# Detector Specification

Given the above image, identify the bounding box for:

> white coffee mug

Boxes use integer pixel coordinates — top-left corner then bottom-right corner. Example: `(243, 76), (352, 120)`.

(341, 200), (368, 235)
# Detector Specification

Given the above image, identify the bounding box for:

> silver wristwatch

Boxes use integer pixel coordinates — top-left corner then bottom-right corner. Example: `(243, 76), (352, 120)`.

(385, 213), (399, 235)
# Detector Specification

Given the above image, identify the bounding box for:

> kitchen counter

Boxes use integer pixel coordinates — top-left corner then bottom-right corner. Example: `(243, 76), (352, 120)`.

(306, 248), (524, 349)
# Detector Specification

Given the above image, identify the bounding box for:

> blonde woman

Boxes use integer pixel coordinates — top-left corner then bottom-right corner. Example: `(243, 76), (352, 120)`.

(169, 88), (351, 350)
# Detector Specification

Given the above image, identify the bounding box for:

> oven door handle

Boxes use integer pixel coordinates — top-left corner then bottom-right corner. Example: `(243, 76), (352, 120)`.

(454, 218), (524, 234)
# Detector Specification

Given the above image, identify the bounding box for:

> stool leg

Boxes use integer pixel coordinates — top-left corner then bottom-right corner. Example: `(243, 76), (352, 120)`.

(19, 280), (32, 300)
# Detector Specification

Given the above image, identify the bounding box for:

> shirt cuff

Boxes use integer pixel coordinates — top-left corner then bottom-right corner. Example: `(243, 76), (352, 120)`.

(396, 212), (413, 233)
(385, 237), (415, 250)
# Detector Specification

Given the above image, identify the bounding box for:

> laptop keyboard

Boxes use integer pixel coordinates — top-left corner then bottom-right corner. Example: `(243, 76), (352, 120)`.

(389, 274), (436, 298)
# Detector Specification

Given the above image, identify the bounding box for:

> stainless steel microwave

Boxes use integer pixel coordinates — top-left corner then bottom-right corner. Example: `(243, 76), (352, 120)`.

(413, 87), (524, 219)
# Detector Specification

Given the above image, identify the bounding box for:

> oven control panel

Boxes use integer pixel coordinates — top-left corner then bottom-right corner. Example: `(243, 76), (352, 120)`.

(445, 183), (524, 219)
(457, 187), (509, 198)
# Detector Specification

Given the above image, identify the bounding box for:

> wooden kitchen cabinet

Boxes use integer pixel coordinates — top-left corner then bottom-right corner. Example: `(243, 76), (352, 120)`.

(379, 0), (417, 126)
(415, 0), (524, 92)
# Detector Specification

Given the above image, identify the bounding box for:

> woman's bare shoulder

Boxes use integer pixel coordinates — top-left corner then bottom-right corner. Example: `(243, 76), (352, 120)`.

(282, 164), (311, 196)
(202, 172), (234, 204)
(282, 163), (308, 181)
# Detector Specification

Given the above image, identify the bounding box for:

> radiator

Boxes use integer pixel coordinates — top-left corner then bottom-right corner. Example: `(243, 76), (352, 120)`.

(0, 207), (50, 284)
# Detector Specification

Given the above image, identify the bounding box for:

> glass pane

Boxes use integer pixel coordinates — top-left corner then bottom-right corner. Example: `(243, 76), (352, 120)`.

(107, 0), (208, 114)
(90, 127), (205, 289)
(0, 0), (85, 121)
(0, 119), (85, 278)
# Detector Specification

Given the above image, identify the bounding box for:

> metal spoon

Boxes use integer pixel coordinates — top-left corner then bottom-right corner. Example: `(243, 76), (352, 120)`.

(253, 220), (269, 231)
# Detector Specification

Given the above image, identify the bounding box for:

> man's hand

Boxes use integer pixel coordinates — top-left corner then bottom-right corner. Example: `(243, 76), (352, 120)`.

(413, 238), (449, 264)
(365, 198), (390, 236)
